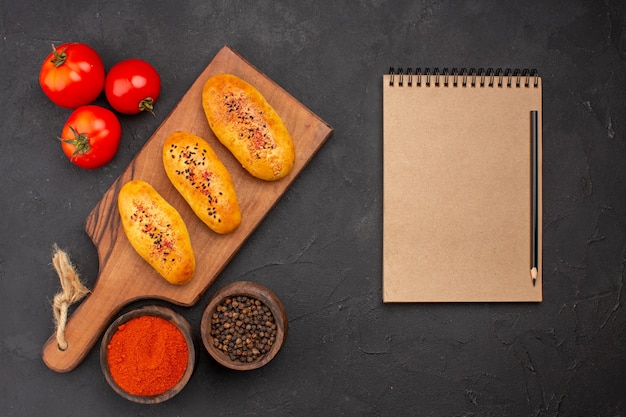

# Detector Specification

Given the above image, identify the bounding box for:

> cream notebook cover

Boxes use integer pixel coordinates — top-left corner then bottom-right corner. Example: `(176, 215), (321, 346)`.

(382, 68), (543, 302)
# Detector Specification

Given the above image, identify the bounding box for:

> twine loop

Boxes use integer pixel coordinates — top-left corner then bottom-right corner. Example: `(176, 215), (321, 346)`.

(51, 244), (89, 351)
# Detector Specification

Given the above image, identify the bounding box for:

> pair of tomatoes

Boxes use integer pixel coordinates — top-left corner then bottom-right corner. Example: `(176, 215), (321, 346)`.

(39, 42), (161, 169)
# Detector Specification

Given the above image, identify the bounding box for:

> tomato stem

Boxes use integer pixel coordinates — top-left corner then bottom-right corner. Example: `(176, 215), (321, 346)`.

(59, 126), (91, 157)
(139, 97), (155, 116)
(50, 43), (67, 68)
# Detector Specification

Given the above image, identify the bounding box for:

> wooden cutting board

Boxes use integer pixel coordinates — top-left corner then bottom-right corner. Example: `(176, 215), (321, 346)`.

(42, 45), (333, 372)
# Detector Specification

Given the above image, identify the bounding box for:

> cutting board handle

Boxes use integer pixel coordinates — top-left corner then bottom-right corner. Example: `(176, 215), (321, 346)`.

(42, 282), (128, 373)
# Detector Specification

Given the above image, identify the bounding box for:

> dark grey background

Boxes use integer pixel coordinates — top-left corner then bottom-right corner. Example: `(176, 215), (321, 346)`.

(1, 1), (625, 416)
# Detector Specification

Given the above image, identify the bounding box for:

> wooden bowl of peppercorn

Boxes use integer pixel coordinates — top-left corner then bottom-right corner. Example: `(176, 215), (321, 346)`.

(100, 305), (195, 404)
(200, 281), (288, 371)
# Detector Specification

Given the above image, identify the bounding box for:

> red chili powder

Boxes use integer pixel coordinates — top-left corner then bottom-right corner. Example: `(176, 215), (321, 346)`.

(107, 315), (188, 396)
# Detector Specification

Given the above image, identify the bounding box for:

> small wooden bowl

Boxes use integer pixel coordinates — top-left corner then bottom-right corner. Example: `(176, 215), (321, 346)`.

(100, 305), (195, 404)
(201, 281), (287, 371)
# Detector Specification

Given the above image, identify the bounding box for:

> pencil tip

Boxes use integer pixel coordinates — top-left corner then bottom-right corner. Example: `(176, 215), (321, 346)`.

(531, 267), (538, 286)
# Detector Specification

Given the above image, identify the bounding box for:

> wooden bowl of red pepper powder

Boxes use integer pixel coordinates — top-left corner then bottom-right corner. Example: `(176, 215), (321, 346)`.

(201, 281), (287, 371)
(100, 305), (195, 404)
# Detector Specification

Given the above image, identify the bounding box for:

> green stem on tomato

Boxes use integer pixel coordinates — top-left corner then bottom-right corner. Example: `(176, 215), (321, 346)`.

(59, 126), (91, 157)
(139, 97), (155, 115)
(50, 44), (67, 68)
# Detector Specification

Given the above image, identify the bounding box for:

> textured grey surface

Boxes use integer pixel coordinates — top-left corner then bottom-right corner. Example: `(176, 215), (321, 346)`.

(1, 1), (625, 416)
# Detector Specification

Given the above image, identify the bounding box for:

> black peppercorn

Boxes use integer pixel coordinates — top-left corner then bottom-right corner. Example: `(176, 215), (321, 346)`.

(210, 295), (277, 363)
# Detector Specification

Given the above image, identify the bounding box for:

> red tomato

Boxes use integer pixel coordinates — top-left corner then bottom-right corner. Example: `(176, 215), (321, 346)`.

(59, 105), (122, 169)
(105, 59), (161, 114)
(39, 43), (105, 109)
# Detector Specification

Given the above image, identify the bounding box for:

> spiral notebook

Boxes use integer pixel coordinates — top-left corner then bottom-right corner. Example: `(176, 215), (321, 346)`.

(382, 67), (543, 302)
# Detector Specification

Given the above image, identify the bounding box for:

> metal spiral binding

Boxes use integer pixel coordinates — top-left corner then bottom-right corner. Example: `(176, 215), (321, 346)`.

(389, 67), (539, 88)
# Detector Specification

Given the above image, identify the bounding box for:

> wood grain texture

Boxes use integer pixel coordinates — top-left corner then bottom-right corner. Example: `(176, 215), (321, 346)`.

(42, 45), (333, 372)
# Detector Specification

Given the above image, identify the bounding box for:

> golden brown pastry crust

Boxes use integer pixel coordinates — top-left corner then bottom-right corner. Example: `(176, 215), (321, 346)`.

(202, 73), (295, 181)
(163, 131), (241, 234)
(117, 180), (195, 285)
